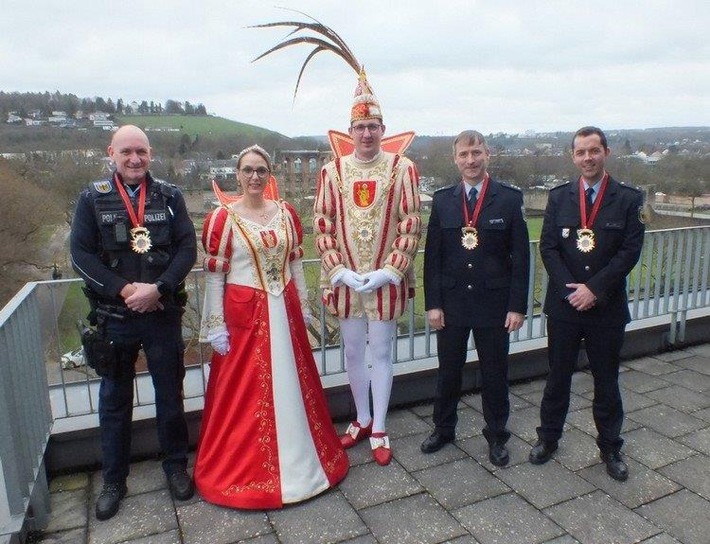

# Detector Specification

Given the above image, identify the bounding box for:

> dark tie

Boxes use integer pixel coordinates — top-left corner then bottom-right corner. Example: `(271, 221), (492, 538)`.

(467, 188), (478, 215)
(585, 187), (595, 212)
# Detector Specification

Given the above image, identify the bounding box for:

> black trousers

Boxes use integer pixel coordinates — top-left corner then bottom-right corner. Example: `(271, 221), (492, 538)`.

(433, 324), (511, 444)
(537, 317), (625, 454)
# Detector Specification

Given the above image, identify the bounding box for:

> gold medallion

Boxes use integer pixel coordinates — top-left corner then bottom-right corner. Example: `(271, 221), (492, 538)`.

(130, 227), (152, 254)
(576, 229), (595, 253)
(461, 227), (479, 250)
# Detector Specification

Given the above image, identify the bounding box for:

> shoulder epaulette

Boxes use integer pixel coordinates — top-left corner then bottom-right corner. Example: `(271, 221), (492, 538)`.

(499, 181), (522, 193)
(618, 181), (642, 193)
(549, 180), (571, 191)
(434, 183), (457, 193)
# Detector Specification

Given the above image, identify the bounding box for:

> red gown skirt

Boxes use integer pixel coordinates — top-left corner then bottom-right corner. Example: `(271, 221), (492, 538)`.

(194, 282), (349, 509)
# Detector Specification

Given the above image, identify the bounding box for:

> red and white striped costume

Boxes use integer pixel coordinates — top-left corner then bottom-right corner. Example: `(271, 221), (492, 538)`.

(314, 151), (422, 321)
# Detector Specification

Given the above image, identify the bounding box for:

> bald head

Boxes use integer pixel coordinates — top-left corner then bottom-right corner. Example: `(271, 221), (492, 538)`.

(108, 125), (152, 184)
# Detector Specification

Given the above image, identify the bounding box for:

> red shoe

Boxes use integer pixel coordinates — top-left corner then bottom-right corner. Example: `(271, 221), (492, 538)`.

(370, 433), (392, 466)
(340, 421), (372, 449)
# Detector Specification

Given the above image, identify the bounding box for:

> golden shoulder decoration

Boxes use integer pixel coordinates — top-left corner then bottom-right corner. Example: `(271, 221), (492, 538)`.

(250, 10), (415, 157)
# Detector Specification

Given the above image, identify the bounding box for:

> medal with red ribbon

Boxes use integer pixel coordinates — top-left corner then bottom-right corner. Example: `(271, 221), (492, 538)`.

(114, 173), (152, 254)
(460, 175), (489, 250)
(576, 172), (608, 253)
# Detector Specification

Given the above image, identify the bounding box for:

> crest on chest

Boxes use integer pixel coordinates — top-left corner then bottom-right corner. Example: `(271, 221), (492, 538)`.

(352, 180), (376, 208)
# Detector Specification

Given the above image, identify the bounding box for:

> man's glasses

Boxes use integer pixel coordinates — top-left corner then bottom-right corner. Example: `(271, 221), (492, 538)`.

(240, 166), (270, 178)
(351, 123), (382, 134)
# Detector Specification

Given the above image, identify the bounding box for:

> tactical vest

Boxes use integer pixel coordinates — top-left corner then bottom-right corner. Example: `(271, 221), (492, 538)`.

(89, 177), (176, 284)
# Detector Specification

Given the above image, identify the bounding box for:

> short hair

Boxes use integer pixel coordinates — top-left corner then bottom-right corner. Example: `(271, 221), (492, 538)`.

(452, 130), (488, 154)
(236, 144), (271, 170)
(572, 126), (608, 150)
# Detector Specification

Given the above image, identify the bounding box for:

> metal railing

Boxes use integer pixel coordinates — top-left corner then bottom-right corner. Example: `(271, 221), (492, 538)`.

(1, 225), (709, 540)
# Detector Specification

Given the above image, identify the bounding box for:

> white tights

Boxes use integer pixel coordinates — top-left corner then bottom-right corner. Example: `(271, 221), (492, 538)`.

(339, 318), (396, 434)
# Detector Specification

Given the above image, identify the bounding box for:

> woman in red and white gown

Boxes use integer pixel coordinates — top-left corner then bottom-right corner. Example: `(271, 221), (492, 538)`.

(195, 145), (348, 509)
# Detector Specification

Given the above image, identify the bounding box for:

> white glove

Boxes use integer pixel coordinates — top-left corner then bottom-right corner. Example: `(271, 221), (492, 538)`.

(331, 268), (366, 289)
(355, 269), (399, 293)
(210, 330), (230, 355)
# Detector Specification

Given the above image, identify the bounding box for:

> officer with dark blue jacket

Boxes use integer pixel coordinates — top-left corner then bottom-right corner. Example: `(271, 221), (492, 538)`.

(422, 130), (530, 466)
(71, 125), (197, 520)
(529, 126), (645, 482)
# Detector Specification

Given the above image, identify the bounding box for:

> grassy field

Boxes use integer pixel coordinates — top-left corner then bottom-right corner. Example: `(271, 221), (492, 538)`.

(116, 115), (283, 139)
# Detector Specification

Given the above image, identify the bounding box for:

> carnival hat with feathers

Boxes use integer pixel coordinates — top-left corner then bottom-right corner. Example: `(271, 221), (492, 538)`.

(250, 10), (414, 158)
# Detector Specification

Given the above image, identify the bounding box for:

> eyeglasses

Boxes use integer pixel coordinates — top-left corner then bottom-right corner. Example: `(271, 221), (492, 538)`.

(351, 123), (382, 134)
(240, 166), (270, 178)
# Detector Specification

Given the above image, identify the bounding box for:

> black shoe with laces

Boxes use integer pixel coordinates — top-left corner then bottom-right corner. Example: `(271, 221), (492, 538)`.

(168, 469), (195, 501)
(489, 442), (510, 467)
(601, 451), (628, 481)
(95, 482), (127, 521)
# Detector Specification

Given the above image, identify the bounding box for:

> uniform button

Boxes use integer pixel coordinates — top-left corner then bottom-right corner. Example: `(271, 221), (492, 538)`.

(467, 285), (473, 290)
(467, 263), (473, 269)
(584, 265), (590, 271)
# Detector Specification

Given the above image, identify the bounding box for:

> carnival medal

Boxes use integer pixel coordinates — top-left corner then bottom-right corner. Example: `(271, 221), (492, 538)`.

(575, 229), (595, 253)
(461, 227), (479, 250)
(130, 227), (152, 254)
(576, 174), (609, 253)
(114, 173), (150, 254)
(461, 176), (489, 250)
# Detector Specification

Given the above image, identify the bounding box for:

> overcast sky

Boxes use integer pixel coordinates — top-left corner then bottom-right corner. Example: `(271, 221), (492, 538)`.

(2, 0), (709, 137)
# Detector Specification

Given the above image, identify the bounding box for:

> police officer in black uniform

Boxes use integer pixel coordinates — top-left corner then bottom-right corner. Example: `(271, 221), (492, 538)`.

(529, 126), (645, 481)
(71, 125), (197, 520)
(422, 130), (530, 466)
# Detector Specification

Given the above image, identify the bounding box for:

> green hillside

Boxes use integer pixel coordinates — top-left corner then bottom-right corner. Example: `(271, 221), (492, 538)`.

(116, 114), (285, 139)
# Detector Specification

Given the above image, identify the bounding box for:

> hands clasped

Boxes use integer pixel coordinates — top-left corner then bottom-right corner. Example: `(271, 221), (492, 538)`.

(331, 268), (366, 289)
(354, 269), (399, 293)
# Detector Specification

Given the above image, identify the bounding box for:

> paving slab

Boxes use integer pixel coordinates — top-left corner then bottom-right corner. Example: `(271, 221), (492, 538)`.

(686, 344), (710, 358)
(338, 458), (423, 509)
(658, 454), (710, 500)
(542, 537), (580, 544)
(636, 489), (710, 544)
(510, 378), (548, 396)
(677, 426), (710, 455)
(175, 500), (271, 544)
(645, 384), (710, 413)
(126, 530), (182, 544)
(413, 457), (510, 509)
(638, 534), (683, 544)
(268, 490), (366, 544)
(619, 370), (671, 393)
(624, 357), (682, 376)
(454, 492), (564, 544)
(673, 355), (710, 375)
(45, 488), (87, 533)
(393, 432), (467, 472)
(622, 427), (696, 469)
(496, 459), (595, 509)
(554, 427), (604, 471)
(626, 405), (707, 438)
(360, 493), (468, 544)
(33, 528), (87, 543)
(385, 407), (433, 438)
(570, 370), (596, 395)
(577, 457), (681, 508)
(659, 369), (710, 393)
(544, 490), (659, 544)
(457, 434), (531, 469)
(87, 489), (177, 544)
(507, 405), (548, 443)
(48, 472), (89, 493)
(651, 350), (695, 362)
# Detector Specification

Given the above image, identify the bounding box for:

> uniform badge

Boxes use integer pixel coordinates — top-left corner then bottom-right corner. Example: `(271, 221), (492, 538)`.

(353, 180), (376, 208)
(576, 229), (595, 253)
(93, 180), (112, 194)
(562, 228), (570, 238)
(130, 227), (152, 254)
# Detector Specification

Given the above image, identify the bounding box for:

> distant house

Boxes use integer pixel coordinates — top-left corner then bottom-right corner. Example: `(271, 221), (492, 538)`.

(6, 113), (22, 124)
(90, 111), (115, 129)
(209, 160), (238, 180)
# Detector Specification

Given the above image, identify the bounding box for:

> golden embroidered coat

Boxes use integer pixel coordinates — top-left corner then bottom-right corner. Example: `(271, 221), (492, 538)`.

(314, 151), (421, 321)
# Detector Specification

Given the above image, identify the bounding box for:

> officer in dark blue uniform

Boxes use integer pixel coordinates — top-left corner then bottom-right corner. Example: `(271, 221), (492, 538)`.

(422, 130), (530, 466)
(529, 126), (645, 481)
(71, 125), (197, 520)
